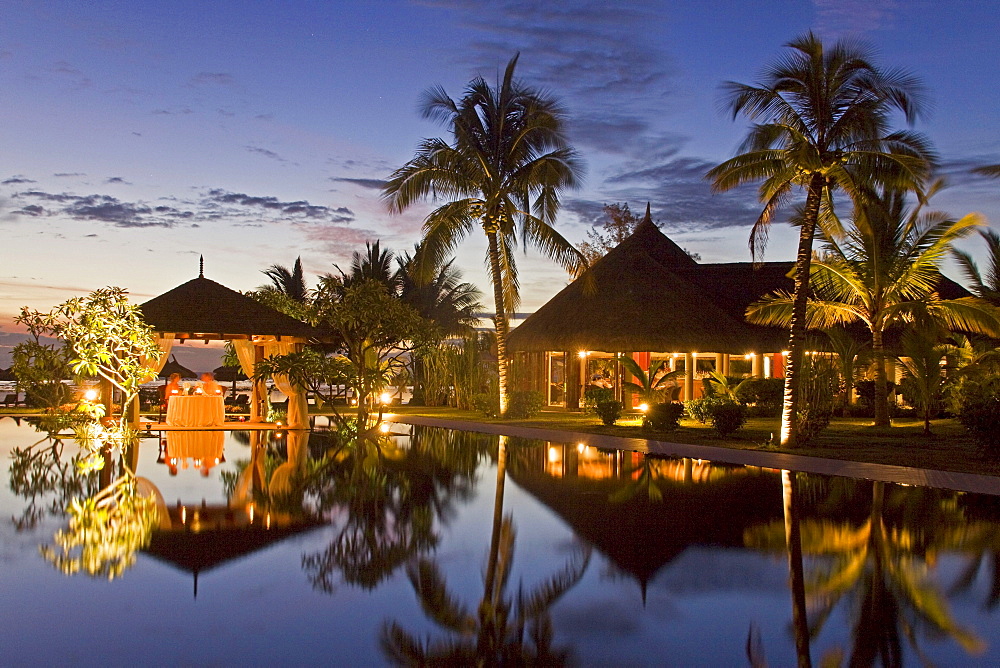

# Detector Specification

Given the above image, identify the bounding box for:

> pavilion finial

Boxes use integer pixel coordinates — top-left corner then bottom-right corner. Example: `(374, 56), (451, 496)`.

(644, 202), (652, 221)
(199, 255), (204, 278)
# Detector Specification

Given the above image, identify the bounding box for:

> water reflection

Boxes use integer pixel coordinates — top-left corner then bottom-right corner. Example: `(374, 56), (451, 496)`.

(746, 477), (986, 663)
(5, 422), (1000, 663)
(382, 435), (592, 664)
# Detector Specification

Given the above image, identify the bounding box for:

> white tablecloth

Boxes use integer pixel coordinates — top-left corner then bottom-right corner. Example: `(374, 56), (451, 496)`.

(166, 395), (225, 427)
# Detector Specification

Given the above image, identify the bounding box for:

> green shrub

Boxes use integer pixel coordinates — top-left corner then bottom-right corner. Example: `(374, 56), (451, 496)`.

(506, 390), (544, 419)
(854, 380), (897, 418)
(684, 396), (730, 423)
(644, 402), (684, 431)
(959, 378), (1000, 452)
(472, 392), (500, 418)
(709, 401), (746, 437)
(736, 377), (784, 417)
(595, 400), (623, 426)
(583, 385), (614, 413)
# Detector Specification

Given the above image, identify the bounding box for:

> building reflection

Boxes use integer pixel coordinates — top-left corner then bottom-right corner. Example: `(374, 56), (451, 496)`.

(507, 440), (783, 600)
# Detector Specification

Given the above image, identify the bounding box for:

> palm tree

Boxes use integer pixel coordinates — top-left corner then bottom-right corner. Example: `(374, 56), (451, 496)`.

(748, 186), (999, 427)
(897, 328), (948, 435)
(973, 164), (1000, 178)
(397, 243), (483, 338)
(618, 355), (680, 405)
(260, 256), (309, 302)
(953, 228), (1000, 306)
(707, 32), (933, 446)
(383, 54), (585, 416)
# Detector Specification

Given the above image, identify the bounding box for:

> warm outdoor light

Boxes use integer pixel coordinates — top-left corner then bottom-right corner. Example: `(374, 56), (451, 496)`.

(782, 350), (790, 356)
(379, 392), (392, 405)
(547, 446), (559, 463)
(379, 422), (391, 434)
(83, 389), (99, 402)
(577, 350), (588, 359)
(638, 403), (649, 412)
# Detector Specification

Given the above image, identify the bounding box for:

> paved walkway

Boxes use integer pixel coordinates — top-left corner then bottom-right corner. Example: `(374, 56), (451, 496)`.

(388, 414), (1000, 497)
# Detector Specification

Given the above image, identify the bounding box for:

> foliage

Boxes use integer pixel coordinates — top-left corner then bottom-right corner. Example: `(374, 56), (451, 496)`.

(897, 329), (949, 434)
(709, 31), (933, 445)
(855, 380), (897, 418)
(958, 377), (1000, 452)
(704, 371), (752, 401)
(383, 53), (584, 416)
(17, 287), (162, 425)
(397, 242), (483, 339)
(797, 355), (840, 443)
(684, 395), (731, 423)
(583, 384), (614, 413)
(505, 390), (544, 419)
(40, 474), (157, 580)
(749, 185), (998, 427)
(595, 400), (623, 426)
(735, 377), (784, 417)
(953, 228), (1000, 306)
(643, 402), (684, 432)
(619, 354), (681, 405)
(10, 339), (73, 408)
(259, 256), (310, 302)
(709, 400), (747, 437)
(472, 391), (501, 418)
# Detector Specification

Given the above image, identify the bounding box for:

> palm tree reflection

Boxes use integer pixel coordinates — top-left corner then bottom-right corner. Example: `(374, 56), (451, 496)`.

(747, 478), (985, 663)
(381, 435), (592, 664)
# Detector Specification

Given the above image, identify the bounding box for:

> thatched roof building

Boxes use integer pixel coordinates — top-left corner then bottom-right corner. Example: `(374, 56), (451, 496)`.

(139, 273), (322, 341)
(508, 206), (788, 354)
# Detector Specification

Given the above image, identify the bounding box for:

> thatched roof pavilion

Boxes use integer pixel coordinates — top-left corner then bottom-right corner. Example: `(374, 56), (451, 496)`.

(507, 210), (785, 354)
(136, 263), (327, 428)
(139, 273), (321, 342)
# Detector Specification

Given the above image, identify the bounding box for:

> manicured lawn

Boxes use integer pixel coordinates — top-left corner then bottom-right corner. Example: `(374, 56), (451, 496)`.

(389, 405), (999, 478)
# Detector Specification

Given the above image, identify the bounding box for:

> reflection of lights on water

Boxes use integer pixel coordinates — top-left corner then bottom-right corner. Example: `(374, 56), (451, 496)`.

(180, 506), (187, 524)
(265, 512), (272, 529)
(547, 446), (559, 463)
(378, 422), (391, 434)
(577, 442), (586, 453)
(248, 503), (255, 524)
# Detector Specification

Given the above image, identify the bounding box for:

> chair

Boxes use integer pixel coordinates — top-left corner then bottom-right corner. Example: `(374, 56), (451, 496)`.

(3, 393), (19, 408)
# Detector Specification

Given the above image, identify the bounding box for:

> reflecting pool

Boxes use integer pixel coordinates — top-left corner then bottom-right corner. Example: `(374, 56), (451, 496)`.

(2, 416), (999, 665)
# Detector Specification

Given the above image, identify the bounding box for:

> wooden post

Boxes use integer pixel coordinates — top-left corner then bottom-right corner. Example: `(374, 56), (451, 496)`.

(715, 353), (725, 376)
(684, 352), (695, 401)
(752, 353), (763, 378)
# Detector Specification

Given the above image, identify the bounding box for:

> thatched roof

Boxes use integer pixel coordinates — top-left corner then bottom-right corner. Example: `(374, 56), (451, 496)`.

(508, 208), (786, 353)
(140, 275), (323, 340)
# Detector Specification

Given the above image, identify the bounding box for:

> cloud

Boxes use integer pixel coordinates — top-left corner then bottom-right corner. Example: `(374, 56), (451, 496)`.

(598, 155), (761, 230)
(1, 175), (35, 185)
(53, 172), (85, 178)
(203, 189), (354, 222)
(51, 60), (92, 88)
(331, 177), (388, 190)
(151, 107), (194, 115)
(813, 0), (900, 35)
(245, 145), (288, 163)
(190, 72), (237, 87)
(432, 0), (674, 154)
(104, 176), (131, 185)
(9, 185), (359, 231)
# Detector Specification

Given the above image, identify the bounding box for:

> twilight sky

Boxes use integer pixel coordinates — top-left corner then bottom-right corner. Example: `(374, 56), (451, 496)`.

(1, 0), (999, 366)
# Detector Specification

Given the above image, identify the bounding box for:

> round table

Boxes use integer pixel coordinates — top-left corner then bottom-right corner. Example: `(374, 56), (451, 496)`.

(165, 394), (225, 427)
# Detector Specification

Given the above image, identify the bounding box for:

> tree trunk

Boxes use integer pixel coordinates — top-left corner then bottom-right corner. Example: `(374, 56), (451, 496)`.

(872, 328), (890, 428)
(485, 228), (510, 416)
(783, 469), (812, 668)
(483, 434), (508, 603)
(779, 174), (824, 448)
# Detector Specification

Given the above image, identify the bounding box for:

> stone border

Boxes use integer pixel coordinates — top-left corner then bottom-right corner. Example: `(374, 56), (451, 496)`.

(388, 414), (1000, 497)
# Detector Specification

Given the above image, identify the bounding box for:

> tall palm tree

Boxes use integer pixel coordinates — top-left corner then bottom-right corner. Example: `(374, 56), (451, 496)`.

(383, 54), (585, 415)
(707, 32), (933, 446)
(748, 186), (999, 427)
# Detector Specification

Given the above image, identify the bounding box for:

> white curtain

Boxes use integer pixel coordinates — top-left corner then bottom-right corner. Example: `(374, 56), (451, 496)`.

(264, 341), (308, 429)
(140, 337), (174, 382)
(233, 340), (262, 422)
